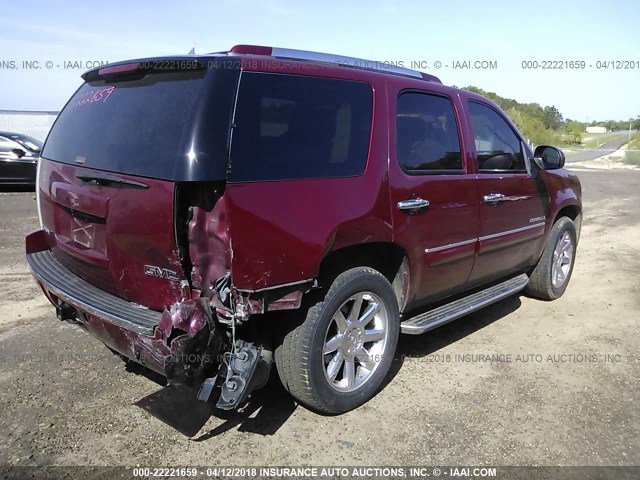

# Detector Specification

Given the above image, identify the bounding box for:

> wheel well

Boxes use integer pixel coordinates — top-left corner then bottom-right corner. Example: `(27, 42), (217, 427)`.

(316, 243), (410, 311)
(554, 205), (582, 241)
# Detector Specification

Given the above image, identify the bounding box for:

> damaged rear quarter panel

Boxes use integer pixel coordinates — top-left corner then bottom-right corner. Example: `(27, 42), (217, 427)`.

(184, 177), (394, 296)
(185, 68), (392, 295)
(221, 75), (391, 291)
(223, 174), (392, 292)
(223, 176), (393, 290)
(187, 194), (233, 298)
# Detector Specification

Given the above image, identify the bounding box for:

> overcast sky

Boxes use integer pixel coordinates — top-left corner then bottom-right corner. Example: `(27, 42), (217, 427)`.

(0, 0), (638, 121)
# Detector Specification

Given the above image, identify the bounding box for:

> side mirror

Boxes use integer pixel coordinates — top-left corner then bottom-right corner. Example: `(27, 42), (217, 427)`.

(533, 145), (565, 170)
(11, 148), (26, 158)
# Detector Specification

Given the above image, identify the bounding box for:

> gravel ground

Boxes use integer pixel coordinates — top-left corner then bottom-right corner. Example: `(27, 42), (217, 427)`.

(0, 170), (638, 470)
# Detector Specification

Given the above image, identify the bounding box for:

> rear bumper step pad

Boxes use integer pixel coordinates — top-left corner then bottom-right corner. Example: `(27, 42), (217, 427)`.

(27, 250), (161, 334)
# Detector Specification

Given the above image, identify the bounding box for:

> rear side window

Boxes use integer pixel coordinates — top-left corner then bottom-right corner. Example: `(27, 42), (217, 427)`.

(396, 92), (463, 173)
(42, 71), (206, 179)
(467, 101), (526, 172)
(229, 73), (373, 182)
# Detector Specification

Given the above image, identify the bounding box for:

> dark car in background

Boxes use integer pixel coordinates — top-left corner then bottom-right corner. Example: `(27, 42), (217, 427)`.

(0, 131), (42, 186)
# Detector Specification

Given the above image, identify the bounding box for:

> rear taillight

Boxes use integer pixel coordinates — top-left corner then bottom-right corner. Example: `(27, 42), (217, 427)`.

(35, 157), (43, 229)
(229, 45), (273, 55)
(83, 59), (205, 81)
(97, 63), (139, 76)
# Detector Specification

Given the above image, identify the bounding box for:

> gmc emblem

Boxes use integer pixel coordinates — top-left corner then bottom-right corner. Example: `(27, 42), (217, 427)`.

(143, 265), (179, 282)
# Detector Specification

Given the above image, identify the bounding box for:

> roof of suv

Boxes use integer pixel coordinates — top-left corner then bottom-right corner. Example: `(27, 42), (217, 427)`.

(81, 44), (443, 85)
(219, 46), (506, 112)
(223, 45), (443, 84)
(79, 45), (513, 136)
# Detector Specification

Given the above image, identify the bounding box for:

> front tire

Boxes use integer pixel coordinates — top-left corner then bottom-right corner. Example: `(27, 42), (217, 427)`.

(526, 217), (577, 300)
(275, 267), (400, 413)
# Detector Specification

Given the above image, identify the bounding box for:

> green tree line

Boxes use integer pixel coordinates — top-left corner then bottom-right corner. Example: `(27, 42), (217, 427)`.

(463, 86), (640, 146)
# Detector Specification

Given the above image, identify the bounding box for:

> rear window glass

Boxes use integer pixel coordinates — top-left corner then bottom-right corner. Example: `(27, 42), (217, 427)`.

(42, 71), (205, 179)
(229, 73), (373, 182)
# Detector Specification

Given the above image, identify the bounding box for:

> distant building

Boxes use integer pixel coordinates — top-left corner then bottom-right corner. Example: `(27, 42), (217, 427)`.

(586, 126), (607, 134)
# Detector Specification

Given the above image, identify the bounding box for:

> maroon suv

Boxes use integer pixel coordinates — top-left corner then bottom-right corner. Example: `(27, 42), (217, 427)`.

(26, 45), (581, 424)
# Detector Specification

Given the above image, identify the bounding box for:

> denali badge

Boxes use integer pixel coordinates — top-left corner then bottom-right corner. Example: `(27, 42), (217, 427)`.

(144, 265), (179, 282)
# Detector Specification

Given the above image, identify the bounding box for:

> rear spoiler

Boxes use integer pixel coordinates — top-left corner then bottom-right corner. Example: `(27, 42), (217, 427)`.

(81, 56), (212, 81)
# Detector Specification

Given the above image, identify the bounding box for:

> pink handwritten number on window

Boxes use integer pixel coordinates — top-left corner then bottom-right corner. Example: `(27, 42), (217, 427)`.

(73, 86), (115, 108)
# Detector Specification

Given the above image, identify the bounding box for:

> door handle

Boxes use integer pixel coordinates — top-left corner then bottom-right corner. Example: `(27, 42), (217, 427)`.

(397, 198), (430, 211)
(484, 193), (531, 204)
(483, 193), (506, 204)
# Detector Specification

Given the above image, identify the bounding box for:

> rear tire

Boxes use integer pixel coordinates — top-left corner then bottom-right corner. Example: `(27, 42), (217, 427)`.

(526, 217), (577, 300)
(275, 267), (399, 413)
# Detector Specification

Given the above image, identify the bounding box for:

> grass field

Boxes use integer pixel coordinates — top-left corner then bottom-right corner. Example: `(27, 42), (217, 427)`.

(623, 134), (640, 166)
(583, 132), (629, 148)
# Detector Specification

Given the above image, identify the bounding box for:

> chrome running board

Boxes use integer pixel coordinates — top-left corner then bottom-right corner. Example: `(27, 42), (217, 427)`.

(400, 274), (529, 335)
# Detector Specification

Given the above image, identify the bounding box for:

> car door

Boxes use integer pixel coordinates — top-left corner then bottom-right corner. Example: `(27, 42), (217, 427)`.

(464, 100), (547, 285)
(389, 89), (479, 308)
(0, 136), (21, 182)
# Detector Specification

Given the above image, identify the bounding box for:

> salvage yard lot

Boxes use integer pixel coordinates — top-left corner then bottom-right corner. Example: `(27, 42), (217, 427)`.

(0, 169), (638, 467)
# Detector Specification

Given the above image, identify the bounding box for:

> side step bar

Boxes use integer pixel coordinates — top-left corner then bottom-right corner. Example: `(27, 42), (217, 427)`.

(401, 274), (529, 335)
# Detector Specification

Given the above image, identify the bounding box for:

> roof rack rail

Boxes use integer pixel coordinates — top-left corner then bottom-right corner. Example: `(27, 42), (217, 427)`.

(228, 45), (442, 84)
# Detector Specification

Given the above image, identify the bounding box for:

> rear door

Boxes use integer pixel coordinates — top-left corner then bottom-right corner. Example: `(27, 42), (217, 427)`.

(38, 67), (214, 310)
(389, 89), (479, 306)
(465, 100), (547, 285)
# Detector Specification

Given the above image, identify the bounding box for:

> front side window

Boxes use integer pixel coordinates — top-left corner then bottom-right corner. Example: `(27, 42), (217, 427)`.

(229, 73), (373, 182)
(468, 101), (526, 172)
(396, 92), (463, 173)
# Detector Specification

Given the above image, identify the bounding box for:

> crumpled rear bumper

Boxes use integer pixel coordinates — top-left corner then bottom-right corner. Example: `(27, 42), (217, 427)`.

(25, 229), (271, 425)
(25, 229), (218, 378)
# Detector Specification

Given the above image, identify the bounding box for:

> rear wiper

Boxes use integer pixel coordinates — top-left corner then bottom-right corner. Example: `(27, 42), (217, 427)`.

(76, 173), (148, 189)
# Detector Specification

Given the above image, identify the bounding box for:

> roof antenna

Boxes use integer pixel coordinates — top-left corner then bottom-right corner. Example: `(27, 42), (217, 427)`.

(188, 43), (195, 55)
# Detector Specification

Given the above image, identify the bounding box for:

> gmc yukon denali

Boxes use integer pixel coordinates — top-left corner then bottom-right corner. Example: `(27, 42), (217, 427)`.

(26, 45), (582, 429)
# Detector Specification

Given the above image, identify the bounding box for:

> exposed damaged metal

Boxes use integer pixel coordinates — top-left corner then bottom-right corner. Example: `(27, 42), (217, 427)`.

(26, 175), (321, 436)
(123, 181), (309, 433)
(199, 340), (273, 410)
